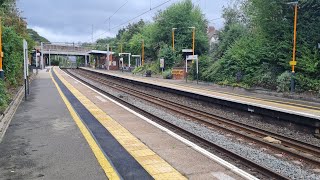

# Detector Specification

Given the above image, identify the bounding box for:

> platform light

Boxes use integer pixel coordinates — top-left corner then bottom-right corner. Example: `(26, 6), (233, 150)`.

(188, 27), (196, 56)
(172, 28), (177, 51)
(287, 1), (299, 93)
(0, 17), (4, 79)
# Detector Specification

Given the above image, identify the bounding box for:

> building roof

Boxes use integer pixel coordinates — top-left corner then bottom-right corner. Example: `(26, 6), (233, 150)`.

(87, 50), (115, 55)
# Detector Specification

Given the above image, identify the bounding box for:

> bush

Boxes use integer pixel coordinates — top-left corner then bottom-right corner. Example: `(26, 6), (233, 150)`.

(276, 71), (291, 92)
(148, 62), (160, 75)
(162, 69), (172, 79)
(2, 26), (24, 87)
(189, 55), (211, 81)
(0, 80), (9, 113)
(158, 44), (180, 69)
(295, 73), (320, 93)
(51, 59), (59, 66)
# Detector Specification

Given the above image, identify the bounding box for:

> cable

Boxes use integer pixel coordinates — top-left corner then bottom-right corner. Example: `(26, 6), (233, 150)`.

(105, 0), (129, 22)
(90, 0), (172, 41)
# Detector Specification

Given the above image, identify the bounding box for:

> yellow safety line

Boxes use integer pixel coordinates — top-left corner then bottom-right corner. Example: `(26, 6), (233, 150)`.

(178, 84), (320, 111)
(50, 70), (120, 180)
(54, 67), (186, 180)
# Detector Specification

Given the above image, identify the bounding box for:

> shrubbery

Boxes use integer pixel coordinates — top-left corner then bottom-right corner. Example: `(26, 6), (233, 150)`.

(0, 80), (9, 112)
(162, 69), (172, 79)
(276, 71), (291, 92)
(2, 26), (23, 87)
(202, 0), (320, 94)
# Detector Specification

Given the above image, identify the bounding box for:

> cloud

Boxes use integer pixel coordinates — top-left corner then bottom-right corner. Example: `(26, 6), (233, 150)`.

(17, 0), (230, 42)
(29, 25), (115, 43)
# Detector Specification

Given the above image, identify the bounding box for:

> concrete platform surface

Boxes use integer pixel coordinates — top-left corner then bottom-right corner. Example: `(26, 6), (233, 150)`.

(0, 68), (106, 180)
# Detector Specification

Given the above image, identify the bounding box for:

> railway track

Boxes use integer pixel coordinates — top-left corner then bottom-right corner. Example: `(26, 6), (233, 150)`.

(66, 68), (320, 179)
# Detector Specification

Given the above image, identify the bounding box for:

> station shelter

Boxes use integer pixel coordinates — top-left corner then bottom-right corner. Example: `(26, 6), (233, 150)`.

(87, 50), (119, 70)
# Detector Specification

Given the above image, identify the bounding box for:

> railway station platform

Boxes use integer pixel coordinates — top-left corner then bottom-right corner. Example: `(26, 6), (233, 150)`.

(80, 67), (320, 131)
(0, 66), (254, 179)
(0, 68), (106, 179)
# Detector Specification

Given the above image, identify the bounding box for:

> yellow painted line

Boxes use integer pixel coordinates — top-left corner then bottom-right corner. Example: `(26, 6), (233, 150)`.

(82, 68), (320, 116)
(54, 67), (186, 180)
(172, 83), (320, 111)
(50, 70), (120, 180)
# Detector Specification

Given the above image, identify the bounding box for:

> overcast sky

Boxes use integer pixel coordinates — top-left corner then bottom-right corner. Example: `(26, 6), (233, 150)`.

(17, 0), (231, 43)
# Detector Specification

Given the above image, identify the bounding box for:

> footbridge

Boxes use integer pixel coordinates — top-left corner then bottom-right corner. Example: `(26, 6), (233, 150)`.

(34, 42), (112, 69)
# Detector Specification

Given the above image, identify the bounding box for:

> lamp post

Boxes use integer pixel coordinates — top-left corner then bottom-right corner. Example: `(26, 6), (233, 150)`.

(0, 17), (4, 79)
(142, 39), (144, 66)
(189, 27), (196, 56)
(288, 1), (298, 93)
(172, 28), (177, 51)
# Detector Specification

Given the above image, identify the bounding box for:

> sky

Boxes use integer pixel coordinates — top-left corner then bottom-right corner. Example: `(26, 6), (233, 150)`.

(17, 0), (231, 43)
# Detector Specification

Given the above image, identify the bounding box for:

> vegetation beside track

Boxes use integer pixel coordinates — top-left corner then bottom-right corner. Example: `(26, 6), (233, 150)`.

(94, 0), (320, 95)
(0, 0), (43, 112)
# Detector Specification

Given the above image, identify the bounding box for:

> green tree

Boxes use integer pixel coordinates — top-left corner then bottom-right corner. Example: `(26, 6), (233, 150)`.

(153, 0), (208, 55)
(205, 0), (320, 92)
(27, 28), (50, 45)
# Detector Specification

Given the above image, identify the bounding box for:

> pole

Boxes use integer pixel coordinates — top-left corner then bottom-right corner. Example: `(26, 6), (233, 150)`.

(26, 43), (29, 95)
(121, 43), (123, 53)
(185, 57), (188, 83)
(192, 28), (195, 56)
(142, 40), (144, 66)
(291, 4), (298, 93)
(40, 42), (43, 69)
(0, 17), (4, 79)
(128, 53), (131, 70)
(49, 49), (51, 66)
(107, 44), (110, 70)
(36, 51), (38, 68)
(110, 46), (113, 68)
(172, 29), (175, 51)
(23, 40), (27, 100)
(197, 57), (199, 84)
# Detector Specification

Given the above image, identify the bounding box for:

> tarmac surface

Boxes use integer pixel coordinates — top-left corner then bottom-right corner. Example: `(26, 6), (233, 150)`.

(0, 69), (106, 180)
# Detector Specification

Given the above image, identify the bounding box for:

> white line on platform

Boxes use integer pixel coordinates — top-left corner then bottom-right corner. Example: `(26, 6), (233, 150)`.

(61, 69), (259, 180)
(95, 96), (107, 102)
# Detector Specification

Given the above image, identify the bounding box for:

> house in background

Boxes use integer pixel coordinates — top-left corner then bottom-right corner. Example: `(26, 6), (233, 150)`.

(207, 26), (219, 50)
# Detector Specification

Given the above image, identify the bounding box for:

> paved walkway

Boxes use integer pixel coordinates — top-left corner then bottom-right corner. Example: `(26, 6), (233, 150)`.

(0, 68), (106, 180)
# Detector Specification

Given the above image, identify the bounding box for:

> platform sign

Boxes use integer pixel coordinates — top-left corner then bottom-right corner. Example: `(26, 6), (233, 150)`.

(120, 57), (124, 69)
(160, 58), (165, 68)
(160, 58), (165, 73)
(23, 39), (29, 99)
(187, 55), (198, 60)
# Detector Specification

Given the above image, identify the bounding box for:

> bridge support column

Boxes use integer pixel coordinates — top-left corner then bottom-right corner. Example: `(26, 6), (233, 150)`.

(40, 42), (44, 69)
(49, 49), (51, 66)
(85, 55), (88, 66)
